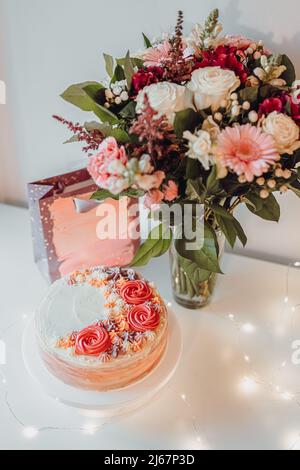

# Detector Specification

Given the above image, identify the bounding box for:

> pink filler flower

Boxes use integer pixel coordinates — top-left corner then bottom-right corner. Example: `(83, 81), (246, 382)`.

(216, 124), (280, 182)
(164, 180), (179, 202)
(144, 189), (164, 209)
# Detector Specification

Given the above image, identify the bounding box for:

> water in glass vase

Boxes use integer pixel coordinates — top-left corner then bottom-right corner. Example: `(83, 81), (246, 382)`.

(169, 230), (225, 309)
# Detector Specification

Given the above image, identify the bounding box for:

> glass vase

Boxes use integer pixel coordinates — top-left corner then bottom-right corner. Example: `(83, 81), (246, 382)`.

(169, 229), (225, 309)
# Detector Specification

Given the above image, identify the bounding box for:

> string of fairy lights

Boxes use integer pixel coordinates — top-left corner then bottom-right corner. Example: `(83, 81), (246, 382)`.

(1, 261), (300, 449)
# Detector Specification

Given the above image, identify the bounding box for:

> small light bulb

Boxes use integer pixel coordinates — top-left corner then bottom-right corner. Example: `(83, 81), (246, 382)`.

(240, 376), (257, 395)
(83, 424), (97, 435)
(242, 323), (255, 334)
(23, 427), (39, 439)
(282, 392), (293, 401)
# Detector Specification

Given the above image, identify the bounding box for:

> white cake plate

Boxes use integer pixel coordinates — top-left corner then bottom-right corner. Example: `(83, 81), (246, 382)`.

(22, 309), (182, 415)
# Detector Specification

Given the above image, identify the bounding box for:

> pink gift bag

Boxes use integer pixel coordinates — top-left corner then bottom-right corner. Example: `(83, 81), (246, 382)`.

(28, 169), (140, 283)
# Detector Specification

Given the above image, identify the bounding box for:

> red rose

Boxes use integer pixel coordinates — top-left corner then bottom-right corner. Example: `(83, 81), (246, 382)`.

(120, 280), (153, 305)
(195, 45), (249, 83)
(259, 97), (283, 116)
(75, 325), (111, 356)
(281, 93), (300, 125)
(128, 305), (160, 332)
(132, 67), (165, 95)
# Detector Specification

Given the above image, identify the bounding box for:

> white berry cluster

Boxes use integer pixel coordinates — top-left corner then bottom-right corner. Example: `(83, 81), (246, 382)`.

(213, 93), (258, 124)
(105, 80), (129, 108)
(256, 166), (292, 199)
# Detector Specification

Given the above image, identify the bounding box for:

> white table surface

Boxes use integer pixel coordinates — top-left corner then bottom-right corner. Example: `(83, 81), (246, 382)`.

(1, 203), (300, 450)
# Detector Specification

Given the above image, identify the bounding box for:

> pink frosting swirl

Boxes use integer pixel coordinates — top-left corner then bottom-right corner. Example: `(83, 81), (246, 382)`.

(75, 325), (111, 356)
(120, 280), (153, 305)
(128, 305), (160, 333)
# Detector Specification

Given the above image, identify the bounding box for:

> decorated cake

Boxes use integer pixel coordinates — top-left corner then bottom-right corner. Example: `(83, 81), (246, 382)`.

(35, 267), (168, 391)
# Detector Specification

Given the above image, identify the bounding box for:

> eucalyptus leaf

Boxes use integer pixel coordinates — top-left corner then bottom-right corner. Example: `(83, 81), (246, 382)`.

(131, 224), (173, 267)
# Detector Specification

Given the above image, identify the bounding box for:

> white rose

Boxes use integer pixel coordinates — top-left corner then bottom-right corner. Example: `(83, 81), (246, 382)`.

(187, 67), (240, 112)
(183, 129), (213, 170)
(136, 82), (194, 124)
(261, 111), (300, 155)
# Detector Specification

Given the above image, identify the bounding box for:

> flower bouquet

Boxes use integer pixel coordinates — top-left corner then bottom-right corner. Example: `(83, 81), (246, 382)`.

(55, 9), (300, 309)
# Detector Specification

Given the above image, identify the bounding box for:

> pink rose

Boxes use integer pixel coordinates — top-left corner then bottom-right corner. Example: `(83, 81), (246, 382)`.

(144, 189), (164, 209)
(136, 171), (165, 191)
(163, 180), (178, 202)
(87, 137), (128, 189)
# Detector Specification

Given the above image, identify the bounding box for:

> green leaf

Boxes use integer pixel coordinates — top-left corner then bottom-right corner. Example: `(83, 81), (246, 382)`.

(186, 178), (205, 202)
(64, 135), (79, 144)
(215, 214), (237, 248)
(177, 255), (211, 284)
(91, 189), (119, 201)
(281, 54), (296, 86)
(175, 223), (222, 274)
(131, 224), (173, 267)
(212, 205), (247, 248)
(111, 64), (125, 83)
(61, 81), (119, 125)
(124, 51), (135, 90)
(103, 54), (115, 78)
(206, 165), (219, 193)
(91, 188), (144, 202)
(185, 159), (202, 180)
(84, 121), (130, 143)
(232, 217), (247, 247)
(174, 109), (202, 138)
(246, 193), (280, 222)
(142, 33), (152, 48)
(288, 180), (300, 198)
(211, 203), (233, 220)
(239, 86), (259, 103)
(119, 101), (137, 119)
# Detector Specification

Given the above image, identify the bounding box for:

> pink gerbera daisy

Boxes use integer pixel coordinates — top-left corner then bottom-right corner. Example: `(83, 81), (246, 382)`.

(216, 124), (280, 182)
(143, 41), (172, 67)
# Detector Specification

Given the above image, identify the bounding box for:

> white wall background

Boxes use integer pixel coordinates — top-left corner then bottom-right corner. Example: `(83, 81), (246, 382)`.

(0, 0), (300, 264)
